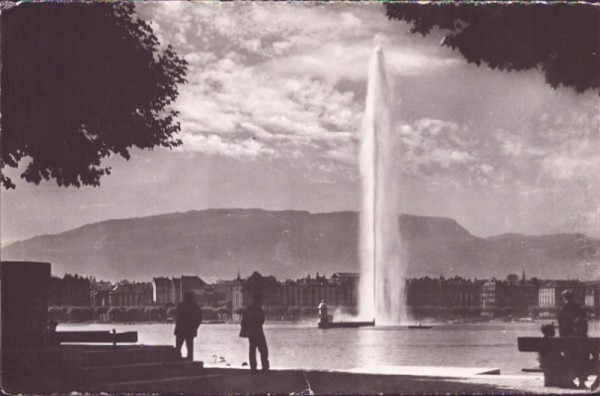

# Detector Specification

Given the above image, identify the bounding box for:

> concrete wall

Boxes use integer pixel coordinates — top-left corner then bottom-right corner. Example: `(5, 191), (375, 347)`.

(1, 261), (51, 350)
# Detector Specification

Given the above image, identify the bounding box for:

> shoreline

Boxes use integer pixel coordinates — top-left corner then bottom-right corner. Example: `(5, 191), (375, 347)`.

(55, 318), (578, 326)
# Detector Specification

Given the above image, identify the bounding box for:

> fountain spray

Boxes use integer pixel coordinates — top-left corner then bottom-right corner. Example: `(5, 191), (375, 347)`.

(358, 46), (406, 325)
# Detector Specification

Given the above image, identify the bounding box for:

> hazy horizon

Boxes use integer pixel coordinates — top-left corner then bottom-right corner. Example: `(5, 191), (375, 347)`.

(3, 206), (599, 248)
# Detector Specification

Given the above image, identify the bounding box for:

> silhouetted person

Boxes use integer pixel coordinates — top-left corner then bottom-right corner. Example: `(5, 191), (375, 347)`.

(538, 322), (565, 387)
(564, 317), (600, 390)
(558, 290), (584, 336)
(318, 300), (328, 324)
(240, 293), (269, 371)
(541, 322), (556, 337)
(174, 291), (202, 360)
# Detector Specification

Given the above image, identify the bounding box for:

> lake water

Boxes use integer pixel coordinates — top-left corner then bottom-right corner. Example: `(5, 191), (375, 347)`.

(61, 321), (600, 376)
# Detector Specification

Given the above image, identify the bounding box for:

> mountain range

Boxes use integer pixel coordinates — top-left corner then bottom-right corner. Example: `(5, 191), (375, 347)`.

(2, 209), (599, 282)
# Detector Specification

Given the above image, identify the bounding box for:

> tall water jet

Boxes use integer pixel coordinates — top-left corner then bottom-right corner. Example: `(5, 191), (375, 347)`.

(358, 46), (406, 325)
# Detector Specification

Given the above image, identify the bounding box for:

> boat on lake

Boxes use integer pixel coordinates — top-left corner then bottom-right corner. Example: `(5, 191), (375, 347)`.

(408, 323), (432, 329)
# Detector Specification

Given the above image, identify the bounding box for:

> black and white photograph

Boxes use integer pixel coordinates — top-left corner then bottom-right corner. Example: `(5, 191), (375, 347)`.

(1, 1), (600, 394)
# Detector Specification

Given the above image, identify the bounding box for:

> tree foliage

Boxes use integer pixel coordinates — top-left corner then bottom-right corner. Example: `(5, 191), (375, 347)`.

(1, 3), (188, 189)
(386, 3), (599, 94)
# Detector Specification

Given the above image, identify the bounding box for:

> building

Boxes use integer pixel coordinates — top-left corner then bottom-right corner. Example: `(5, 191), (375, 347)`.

(481, 278), (537, 317)
(232, 271), (280, 315)
(176, 275), (207, 304)
(480, 280), (497, 316)
(585, 287), (597, 308)
(90, 279), (113, 307)
(213, 279), (235, 308)
(406, 276), (482, 319)
(278, 272), (358, 309)
(109, 282), (153, 306)
(231, 272), (360, 319)
(538, 280), (586, 308)
(406, 277), (444, 307)
(585, 282), (600, 317)
(191, 286), (221, 307)
(48, 274), (91, 306)
(153, 277), (173, 305)
(330, 272), (360, 307)
(91, 289), (110, 307)
(152, 275), (208, 305)
(539, 285), (556, 308)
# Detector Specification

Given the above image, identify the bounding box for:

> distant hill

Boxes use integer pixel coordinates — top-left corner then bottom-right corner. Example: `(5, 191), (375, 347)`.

(2, 209), (599, 281)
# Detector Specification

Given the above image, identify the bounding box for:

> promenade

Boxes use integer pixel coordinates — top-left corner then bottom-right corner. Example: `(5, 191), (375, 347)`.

(4, 343), (592, 395)
(93, 366), (594, 394)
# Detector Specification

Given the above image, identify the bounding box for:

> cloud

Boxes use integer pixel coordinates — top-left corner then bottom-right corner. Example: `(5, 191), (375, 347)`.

(399, 119), (478, 171)
(262, 42), (460, 83)
(178, 134), (276, 159)
(493, 94), (600, 186)
(540, 145), (600, 182)
(175, 52), (362, 159)
(139, 1), (459, 169)
(500, 137), (546, 158)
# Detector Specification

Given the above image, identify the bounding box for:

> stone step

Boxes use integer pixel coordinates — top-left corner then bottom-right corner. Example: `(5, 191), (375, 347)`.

(78, 361), (205, 385)
(68, 345), (181, 367)
(344, 365), (502, 377)
(92, 374), (224, 393)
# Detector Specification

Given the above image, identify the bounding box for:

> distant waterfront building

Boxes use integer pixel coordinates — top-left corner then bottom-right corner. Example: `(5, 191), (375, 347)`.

(153, 277), (173, 305)
(231, 271), (359, 319)
(444, 277), (482, 310)
(176, 275), (207, 304)
(91, 289), (110, 307)
(585, 287), (597, 307)
(538, 280), (586, 308)
(280, 272), (358, 309)
(90, 279), (113, 307)
(109, 282), (153, 306)
(480, 280), (497, 316)
(539, 285), (556, 308)
(330, 272), (360, 307)
(213, 279), (235, 302)
(585, 282), (600, 317)
(151, 275), (208, 305)
(481, 278), (537, 317)
(231, 271), (280, 316)
(406, 277), (444, 307)
(49, 274), (92, 306)
(406, 276), (483, 319)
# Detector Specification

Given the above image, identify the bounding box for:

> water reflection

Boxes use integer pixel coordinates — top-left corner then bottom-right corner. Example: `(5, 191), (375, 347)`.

(58, 321), (600, 375)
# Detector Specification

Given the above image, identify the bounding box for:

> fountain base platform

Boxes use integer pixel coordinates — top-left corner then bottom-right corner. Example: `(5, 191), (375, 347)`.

(317, 320), (375, 329)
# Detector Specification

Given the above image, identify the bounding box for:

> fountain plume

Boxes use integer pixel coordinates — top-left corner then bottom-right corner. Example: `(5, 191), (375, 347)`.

(358, 46), (406, 325)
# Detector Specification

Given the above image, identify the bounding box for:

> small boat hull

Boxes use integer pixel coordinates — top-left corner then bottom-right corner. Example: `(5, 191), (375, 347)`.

(408, 324), (432, 329)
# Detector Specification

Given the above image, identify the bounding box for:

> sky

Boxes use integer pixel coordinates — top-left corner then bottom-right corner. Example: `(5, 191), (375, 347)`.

(2, 2), (600, 244)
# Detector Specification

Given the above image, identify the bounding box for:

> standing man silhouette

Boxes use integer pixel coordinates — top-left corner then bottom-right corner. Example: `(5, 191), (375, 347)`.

(558, 289), (584, 336)
(240, 292), (269, 371)
(174, 291), (203, 360)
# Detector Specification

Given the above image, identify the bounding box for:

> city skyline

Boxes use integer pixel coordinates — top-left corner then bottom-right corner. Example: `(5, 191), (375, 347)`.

(48, 268), (586, 287)
(2, 2), (600, 246)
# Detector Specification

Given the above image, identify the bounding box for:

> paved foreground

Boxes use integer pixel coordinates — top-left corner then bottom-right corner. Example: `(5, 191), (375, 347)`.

(3, 344), (596, 394)
(187, 367), (595, 395)
(90, 364), (598, 395)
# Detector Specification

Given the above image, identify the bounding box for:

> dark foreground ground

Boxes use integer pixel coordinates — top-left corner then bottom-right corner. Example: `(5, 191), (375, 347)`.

(193, 367), (596, 395)
(2, 345), (595, 395)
